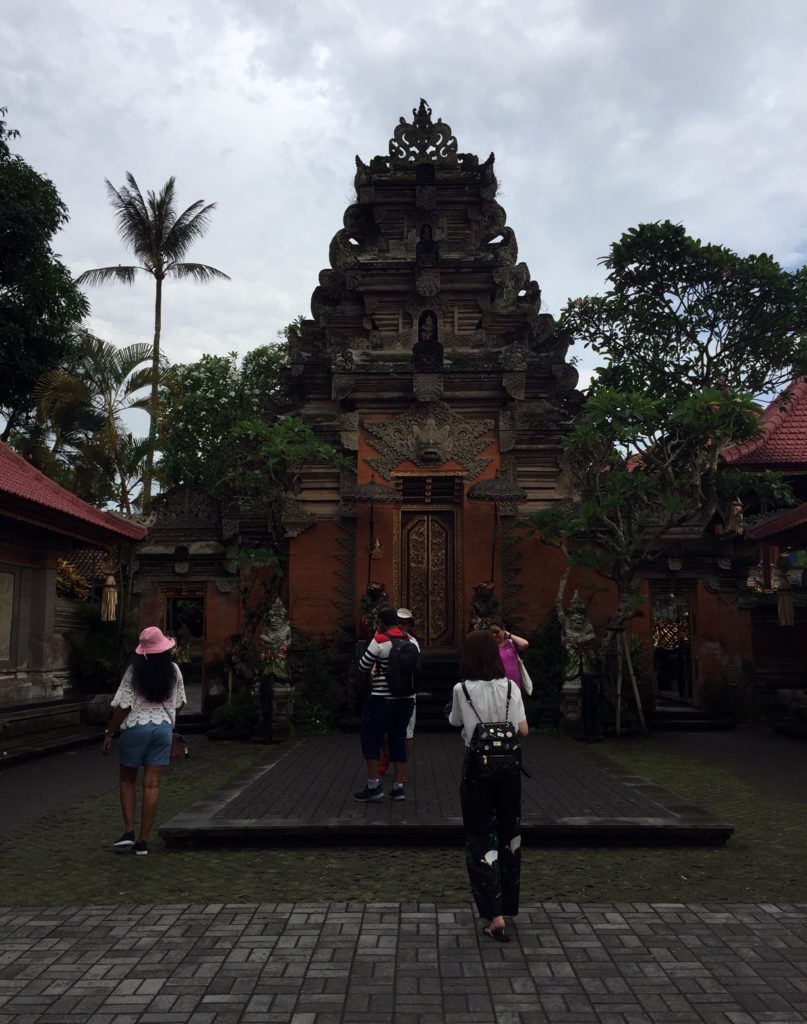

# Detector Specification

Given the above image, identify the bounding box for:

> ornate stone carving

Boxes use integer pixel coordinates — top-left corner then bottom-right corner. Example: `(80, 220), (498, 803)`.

(415, 268), (441, 296)
(488, 226), (518, 266)
(493, 261), (531, 310)
(416, 184), (437, 210)
(499, 409), (516, 453)
(339, 412), (359, 451)
(500, 342), (529, 371)
(364, 401), (493, 480)
(413, 373), (444, 402)
(503, 371), (526, 400)
(282, 497), (315, 539)
(389, 99), (458, 168)
(328, 229), (359, 272)
(332, 374), (355, 401)
(331, 349), (354, 371)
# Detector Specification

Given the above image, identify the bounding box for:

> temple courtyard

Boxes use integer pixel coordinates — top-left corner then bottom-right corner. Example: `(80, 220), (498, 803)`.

(1, 729), (806, 1023)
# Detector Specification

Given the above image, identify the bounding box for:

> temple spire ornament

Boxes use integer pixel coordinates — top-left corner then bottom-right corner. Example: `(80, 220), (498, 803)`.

(389, 98), (459, 167)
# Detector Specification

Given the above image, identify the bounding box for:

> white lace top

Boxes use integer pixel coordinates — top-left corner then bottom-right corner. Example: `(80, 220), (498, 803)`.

(111, 664), (187, 729)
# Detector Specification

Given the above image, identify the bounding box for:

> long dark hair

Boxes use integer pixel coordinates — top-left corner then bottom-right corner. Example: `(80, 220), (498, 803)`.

(459, 629), (506, 681)
(130, 651), (176, 702)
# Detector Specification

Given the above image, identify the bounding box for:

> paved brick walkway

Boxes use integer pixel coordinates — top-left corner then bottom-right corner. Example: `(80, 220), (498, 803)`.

(1, 901), (805, 1023)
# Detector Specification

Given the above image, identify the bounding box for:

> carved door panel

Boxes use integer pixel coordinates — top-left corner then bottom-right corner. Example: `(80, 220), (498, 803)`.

(401, 511), (455, 648)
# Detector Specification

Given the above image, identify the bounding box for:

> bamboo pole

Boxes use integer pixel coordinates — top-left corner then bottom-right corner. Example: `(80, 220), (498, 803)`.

(622, 630), (648, 734)
(615, 631), (623, 738)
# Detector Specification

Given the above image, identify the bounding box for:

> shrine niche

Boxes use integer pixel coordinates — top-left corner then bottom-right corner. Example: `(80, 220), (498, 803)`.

(285, 98), (581, 667)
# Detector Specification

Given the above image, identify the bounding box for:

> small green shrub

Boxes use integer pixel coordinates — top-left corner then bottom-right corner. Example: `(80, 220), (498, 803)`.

(209, 695), (260, 739)
(293, 638), (347, 734)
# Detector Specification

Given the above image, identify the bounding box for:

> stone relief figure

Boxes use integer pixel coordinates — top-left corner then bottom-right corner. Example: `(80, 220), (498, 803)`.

(413, 310), (444, 371)
(470, 581), (500, 631)
(412, 416), (444, 463)
(358, 581), (390, 641)
(254, 598), (292, 743)
(560, 591), (598, 729)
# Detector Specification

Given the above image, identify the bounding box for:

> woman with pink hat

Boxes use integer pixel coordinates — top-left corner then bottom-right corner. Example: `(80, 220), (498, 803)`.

(102, 626), (187, 855)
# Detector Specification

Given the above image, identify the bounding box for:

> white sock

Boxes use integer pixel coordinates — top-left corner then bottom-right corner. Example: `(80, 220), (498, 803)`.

(368, 778), (380, 788)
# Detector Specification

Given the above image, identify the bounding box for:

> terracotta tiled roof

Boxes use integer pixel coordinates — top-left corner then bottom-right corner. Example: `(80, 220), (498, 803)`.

(722, 378), (807, 467)
(745, 501), (807, 543)
(0, 441), (147, 541)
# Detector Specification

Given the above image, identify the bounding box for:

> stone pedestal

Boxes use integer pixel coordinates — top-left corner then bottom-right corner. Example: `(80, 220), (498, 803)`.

(272, 681), (294, 742)
(560, 680), (582, 723)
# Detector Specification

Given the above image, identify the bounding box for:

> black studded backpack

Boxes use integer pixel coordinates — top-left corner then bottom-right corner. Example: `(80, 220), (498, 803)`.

(460, 680), (522, 780)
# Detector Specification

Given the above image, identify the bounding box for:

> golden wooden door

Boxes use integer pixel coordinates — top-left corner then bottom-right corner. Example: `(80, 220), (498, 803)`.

(400, 511), (455, 648)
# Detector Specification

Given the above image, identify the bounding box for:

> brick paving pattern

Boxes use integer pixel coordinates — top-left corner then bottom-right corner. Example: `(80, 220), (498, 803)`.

(219, 734), (670, 822)
(161, 734), (732, 845)
(1, 901), (805, 1023)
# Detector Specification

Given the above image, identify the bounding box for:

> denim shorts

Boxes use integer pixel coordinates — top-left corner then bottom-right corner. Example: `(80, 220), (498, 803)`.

(118, 722), (172, 767)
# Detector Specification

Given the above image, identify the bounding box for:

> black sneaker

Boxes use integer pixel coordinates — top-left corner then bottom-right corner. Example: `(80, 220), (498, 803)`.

(113, 831), (135, 848)
(390, 784), (406, 801)
(132, 840), (149, 856)
(353, 783), (385, 802)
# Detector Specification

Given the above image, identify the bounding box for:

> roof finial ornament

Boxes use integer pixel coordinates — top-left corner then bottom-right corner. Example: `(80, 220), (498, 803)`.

(389, 98), (459, 168)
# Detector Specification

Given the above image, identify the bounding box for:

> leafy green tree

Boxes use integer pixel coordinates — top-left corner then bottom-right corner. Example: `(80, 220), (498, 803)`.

(76, 173), (229, 506)
(0, 109), (89, 438)
(21, 332), (155, 512)
(566, 220), (807, 401)
(533, 222), (806, 708)
(158, 341), (291, 492)
(158, 352), (243, 492)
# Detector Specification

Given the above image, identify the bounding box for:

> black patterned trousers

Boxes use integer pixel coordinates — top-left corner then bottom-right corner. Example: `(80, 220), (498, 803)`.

(460, 756), (522, 921)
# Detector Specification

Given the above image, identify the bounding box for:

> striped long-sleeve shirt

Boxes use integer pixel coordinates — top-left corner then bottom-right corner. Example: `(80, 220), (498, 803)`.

(359, 627), (416, 700)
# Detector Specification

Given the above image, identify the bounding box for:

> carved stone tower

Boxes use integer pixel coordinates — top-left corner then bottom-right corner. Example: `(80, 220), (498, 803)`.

(286, 100), (580, 647)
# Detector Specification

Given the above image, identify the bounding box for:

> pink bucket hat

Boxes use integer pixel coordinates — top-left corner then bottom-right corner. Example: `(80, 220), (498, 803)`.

(135, 626), (176, 656)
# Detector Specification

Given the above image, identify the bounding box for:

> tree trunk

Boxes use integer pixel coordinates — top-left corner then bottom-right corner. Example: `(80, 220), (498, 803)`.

(142, 274), (162, 509)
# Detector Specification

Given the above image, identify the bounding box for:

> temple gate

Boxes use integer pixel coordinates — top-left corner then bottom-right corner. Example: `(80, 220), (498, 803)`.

(285, 100), (580, 652)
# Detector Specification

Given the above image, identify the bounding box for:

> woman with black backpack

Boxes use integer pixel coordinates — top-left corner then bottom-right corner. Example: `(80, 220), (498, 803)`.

(449, 629), (529, 942)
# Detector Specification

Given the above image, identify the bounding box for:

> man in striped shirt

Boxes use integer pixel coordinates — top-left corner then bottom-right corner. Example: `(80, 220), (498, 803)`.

(354, 607), (416, 802)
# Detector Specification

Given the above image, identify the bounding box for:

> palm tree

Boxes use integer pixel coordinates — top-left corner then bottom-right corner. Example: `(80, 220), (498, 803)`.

(76, 174), (229, 506)
(35, 333), (156, 513)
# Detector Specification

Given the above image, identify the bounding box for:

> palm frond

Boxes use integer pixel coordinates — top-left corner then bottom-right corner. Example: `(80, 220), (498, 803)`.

(35, 370), (91, 417)
(168, 262), (230, 283)
(124, 364), (163, 400)
(163, 201), (217, 259)
(75, 265), (141, 287)
(106, 176), (153, 262)
(145, 178), (178, 254)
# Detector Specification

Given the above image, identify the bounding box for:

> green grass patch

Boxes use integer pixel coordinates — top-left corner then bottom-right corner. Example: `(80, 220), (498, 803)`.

(1, 734), (804, 905)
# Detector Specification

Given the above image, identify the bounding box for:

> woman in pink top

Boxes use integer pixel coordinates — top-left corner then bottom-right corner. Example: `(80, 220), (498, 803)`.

(488, 622), (529, 690)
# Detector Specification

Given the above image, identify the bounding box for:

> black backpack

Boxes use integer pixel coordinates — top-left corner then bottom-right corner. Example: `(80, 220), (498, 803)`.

(461, 680), (522, 780)
(383, 632), (420, 698)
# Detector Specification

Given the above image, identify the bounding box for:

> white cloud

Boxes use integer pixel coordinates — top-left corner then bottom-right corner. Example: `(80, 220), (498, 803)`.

(2, 0), (807, 381)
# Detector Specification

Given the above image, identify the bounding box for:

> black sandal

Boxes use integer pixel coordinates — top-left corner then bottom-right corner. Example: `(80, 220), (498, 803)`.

(482, 926), (510, 943)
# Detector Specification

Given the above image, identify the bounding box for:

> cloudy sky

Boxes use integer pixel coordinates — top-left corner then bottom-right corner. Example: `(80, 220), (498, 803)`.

(5, 0), (807, 388)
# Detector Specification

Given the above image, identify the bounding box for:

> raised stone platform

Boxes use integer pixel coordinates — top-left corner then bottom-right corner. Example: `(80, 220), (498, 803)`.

(160, 733), (733, 846)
